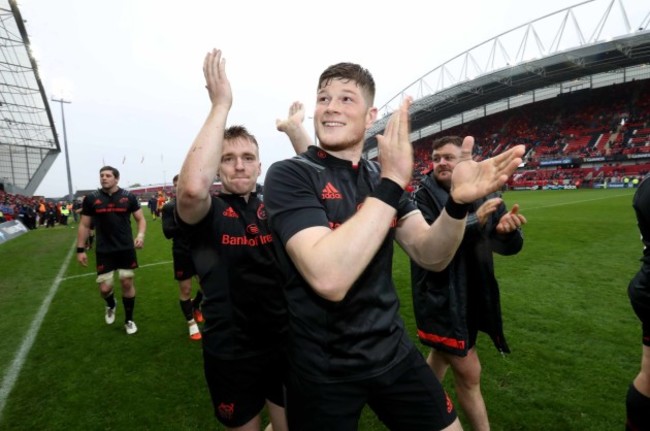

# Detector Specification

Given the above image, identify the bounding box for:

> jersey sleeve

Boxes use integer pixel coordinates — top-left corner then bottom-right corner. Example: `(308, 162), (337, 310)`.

(397, 193), (417, 220)
(264, 159), (330, 245)
(128, 193), (141, 212)
(161, 201), (177, 239)
(81, 194), (94, 216)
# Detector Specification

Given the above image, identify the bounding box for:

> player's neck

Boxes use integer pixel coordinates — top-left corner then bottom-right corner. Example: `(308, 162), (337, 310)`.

(318, 144), (363, 164)
(102, 185), (119, 195)
(220, 189), (251, 202)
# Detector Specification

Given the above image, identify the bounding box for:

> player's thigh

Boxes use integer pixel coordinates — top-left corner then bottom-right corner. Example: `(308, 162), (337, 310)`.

(285, 371), (366, 431)
(368, 349), (457, 431)
(203, 350), (285, 428)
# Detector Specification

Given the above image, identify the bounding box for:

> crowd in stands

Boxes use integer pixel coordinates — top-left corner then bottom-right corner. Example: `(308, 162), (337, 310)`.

(410, 79), (650, 190)
(0, 190), (77, 229)
(2, 80), (649, 218)
(129, 183), (223, 203)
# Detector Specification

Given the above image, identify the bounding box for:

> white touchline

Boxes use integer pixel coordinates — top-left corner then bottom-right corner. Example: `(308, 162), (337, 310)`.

(61, 260), (172, 281)
(0, 226), (179, 421)
(519, 191), (633, 212)
(0, 245), (173, 422)
(0, 241), (75, 422)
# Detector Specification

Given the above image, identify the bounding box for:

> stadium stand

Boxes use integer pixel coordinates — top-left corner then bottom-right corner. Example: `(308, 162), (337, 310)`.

(364, 1), (650, 193)
(408, 79), (650, 190)
(0, 1), (60, 197)
(2, 0), (649, 203)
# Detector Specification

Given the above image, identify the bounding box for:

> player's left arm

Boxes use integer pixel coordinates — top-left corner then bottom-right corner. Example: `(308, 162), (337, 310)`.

(132, 208), (146, 249)
(396, 208), (466, 272)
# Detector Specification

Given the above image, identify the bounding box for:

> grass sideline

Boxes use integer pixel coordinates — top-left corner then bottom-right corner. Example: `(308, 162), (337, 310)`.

(0, 188), (642, 430)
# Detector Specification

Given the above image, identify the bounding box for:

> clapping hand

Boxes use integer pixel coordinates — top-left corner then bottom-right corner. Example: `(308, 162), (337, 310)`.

(450, 138), (525, 204)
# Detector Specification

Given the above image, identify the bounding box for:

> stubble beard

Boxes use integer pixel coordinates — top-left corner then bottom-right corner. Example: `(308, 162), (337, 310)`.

(435, 170), (453, 191)
(318, 128), (365, 153)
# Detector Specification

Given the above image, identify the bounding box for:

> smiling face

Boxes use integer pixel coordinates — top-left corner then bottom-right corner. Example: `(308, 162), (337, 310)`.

(218, 136), (261, 198)
(431, 142), (462, 190)
(313, 63), (377, 154)
(314, 78), (376, 152)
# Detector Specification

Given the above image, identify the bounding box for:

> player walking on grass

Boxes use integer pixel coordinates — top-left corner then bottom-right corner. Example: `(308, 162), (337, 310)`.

(162, 174), (204, 340)
(76, 165), (146, 335)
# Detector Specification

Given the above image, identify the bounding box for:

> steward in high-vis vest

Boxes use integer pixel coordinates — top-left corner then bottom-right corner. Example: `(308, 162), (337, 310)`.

(60, 204), (70, 226)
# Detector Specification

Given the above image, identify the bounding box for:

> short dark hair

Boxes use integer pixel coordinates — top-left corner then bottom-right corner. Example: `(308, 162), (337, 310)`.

(224, 125), (259, 150)
(172, 174), (179, 183)
(431, 136), (463, 152)
(99, 165), (120, 179)
(318, 62), (376, 106)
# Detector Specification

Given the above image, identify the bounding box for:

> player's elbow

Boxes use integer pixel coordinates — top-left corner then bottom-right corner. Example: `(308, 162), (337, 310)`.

(177, 184), (205, 210)
(177, 183), (203, 204)
(176, 189), (209, 225)
(415, 251), (454, 273)
(310, 278), (349, 302)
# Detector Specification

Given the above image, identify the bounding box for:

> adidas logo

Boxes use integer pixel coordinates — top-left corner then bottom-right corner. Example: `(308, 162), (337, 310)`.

(222, 207), (239, 218)
(321, 182), (342, 200)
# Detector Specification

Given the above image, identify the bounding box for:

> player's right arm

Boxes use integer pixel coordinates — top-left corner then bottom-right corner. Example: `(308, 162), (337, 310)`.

(283, 199), (399, 302)
(177, 48), (232, 225)
(267, 99), (412, 302)
(76, 214), (91, 266)
(276, 101), (312, 154)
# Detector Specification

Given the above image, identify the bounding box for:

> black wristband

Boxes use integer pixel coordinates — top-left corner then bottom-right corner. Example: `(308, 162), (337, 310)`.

(444, 196), (470, 219)
(371, 178), (404, 210)
(76, 247), (85, 253)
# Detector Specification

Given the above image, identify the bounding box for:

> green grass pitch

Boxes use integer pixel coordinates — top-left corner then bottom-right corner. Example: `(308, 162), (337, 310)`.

(0, 188), (642, 430)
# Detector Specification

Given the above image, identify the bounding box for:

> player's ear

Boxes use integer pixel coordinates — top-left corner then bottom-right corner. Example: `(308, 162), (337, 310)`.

(365, 107), (378, 130)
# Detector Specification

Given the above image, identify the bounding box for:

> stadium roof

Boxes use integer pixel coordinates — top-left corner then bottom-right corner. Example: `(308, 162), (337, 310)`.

(364, 0), (650, 153)
(0, 0), (59, 196)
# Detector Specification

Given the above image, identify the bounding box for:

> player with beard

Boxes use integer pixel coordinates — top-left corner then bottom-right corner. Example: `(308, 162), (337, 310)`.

(411, 135), (526, 431)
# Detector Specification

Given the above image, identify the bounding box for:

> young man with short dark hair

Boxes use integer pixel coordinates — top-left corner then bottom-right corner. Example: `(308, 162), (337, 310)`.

(77, 165), (146, 335)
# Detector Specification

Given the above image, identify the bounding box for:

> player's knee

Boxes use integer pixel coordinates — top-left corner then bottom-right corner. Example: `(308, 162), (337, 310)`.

(626, 383), (650, 430)
(96, 271), (114, 286)
(178, 280), (193, 297)
(455, 373), (481, 391)
(453, 362), (482, 389)
(118, 269), (134, 280)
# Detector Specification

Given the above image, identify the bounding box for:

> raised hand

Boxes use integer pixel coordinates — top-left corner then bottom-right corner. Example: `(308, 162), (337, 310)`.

(376, 97), (413, 189)
(276, 101), (305, 133)
(203, 48), (232, 111)
(496, 204), (527, 234)
(276, 101), (312, 153)
(450, 139), (525, 204)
